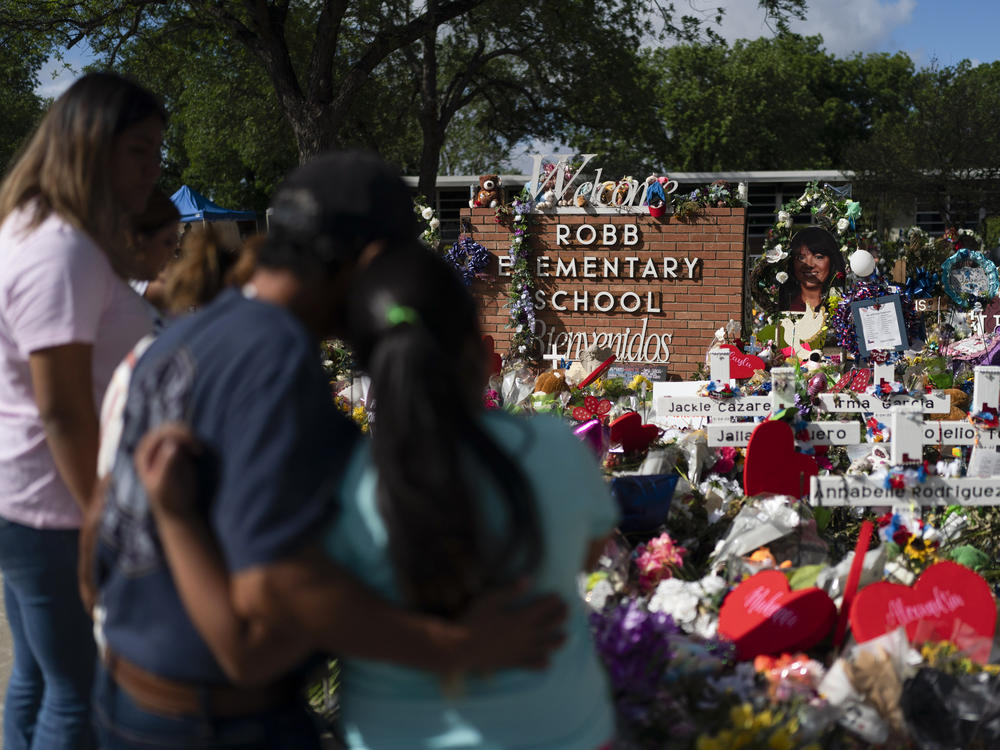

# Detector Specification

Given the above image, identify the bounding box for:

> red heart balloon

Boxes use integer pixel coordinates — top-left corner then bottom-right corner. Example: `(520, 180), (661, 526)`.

(721, 344), (766, 379)
(850, 560), (997, 663)
(719, 570), (836, 660)
(743, 420), (818, 498)
(609, 411), (660, 454)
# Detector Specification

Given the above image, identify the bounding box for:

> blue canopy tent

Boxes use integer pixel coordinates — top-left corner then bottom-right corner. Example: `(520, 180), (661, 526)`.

(170, 185), (257, 224)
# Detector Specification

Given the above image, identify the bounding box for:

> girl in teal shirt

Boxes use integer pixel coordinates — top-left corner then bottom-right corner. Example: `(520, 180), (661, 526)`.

(327, 247), (617, 749)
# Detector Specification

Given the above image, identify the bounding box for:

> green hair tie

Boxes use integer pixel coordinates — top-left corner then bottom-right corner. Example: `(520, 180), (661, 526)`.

(386, 304), (419, 327)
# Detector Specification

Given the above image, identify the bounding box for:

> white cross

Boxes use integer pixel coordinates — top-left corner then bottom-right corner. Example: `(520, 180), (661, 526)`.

(541, 343), (564, 370)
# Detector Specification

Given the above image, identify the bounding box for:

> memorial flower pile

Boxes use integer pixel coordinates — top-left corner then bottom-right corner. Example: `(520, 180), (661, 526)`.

(380, 167), (1000, 747)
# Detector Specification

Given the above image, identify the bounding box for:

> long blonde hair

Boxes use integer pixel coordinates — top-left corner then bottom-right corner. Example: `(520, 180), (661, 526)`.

(0, 71), (165, 262)
(163, 225), (250, 314)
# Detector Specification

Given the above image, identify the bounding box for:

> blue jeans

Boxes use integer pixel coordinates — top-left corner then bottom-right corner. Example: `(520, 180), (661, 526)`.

(0, 516), (96, 749)
(92, 665), (323, 749)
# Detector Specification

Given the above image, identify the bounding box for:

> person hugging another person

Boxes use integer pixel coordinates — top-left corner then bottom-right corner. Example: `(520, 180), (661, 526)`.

(86, 152), (573, 750)
(135, 242), (620, 749)
(778, 226), (846, 313)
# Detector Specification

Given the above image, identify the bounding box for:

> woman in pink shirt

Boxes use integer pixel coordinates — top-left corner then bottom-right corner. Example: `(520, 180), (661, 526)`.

(0, 72), (163, 749)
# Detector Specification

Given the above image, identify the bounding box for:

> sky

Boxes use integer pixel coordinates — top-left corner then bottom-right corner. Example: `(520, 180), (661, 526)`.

(714, 0), (998, 67)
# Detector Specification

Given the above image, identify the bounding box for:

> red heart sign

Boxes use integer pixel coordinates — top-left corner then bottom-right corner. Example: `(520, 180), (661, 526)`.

(609, 411), (660, 454)
(850, 560), (996, 663)
(743, 420), (818, 498)
(721, 344), (766, 379)
(719, 570), (836, 660)
(572, 396), (613, 422)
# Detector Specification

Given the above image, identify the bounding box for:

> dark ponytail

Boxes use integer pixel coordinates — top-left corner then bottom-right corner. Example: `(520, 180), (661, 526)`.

(348, 245), (542, 617)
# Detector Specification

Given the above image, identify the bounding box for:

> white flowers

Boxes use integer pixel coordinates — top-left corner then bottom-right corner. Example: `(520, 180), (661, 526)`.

(764, 244), (787, 263)
(737, 182), (748, 201)
(777, 210), (792, 228)
(586, 578), (614, 611)
(775, 271), (789, 284)
(648, 578), (699, 624)
(429, 217), (440, 229)
(836, 217), (849, 234)
(421, 206), (434, 220)
(648, 575), (727, 639)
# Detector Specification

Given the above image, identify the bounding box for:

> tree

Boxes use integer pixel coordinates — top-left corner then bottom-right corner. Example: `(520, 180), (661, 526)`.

(569, 33), (915, 174)
(110, 24), (299, 212)
(0, 0), (807, 195)
(850, 60), (1000, 232)
(0, 35), (49, 173)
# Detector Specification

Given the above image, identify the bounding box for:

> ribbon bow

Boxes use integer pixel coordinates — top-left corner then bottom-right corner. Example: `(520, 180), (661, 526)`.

(903, 267), (939, 298)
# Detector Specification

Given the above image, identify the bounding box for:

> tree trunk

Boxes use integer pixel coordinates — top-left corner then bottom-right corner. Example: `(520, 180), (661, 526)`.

(288, 101), (341, 164)
(415, 2), (442, 200)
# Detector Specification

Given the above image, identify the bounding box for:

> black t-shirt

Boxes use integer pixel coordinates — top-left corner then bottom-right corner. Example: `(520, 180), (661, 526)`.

(96, 288), (357, 683)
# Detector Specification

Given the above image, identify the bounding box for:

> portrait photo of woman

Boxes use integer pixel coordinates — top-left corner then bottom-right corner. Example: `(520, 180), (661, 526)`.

(778, 226), (846, 312)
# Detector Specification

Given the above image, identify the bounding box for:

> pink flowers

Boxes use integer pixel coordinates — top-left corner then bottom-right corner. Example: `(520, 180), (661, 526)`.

(713, 446), (738, 475)
(483, 389), (500, 409)
(635, 532), (686, 593)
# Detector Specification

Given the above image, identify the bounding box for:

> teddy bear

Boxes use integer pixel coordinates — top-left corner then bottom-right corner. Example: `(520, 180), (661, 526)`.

(533, 369), (570, 395)
(470, 174), (502, 208)
(535, 189), (558, 211)
(927, 387), (970, 421)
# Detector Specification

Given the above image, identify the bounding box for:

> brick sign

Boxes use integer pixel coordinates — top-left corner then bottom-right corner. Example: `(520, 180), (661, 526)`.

(465, 207), (746, 377)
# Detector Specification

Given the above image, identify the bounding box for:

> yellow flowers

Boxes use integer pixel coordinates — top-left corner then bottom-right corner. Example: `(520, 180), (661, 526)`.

(903, 536), (937, 565)
(696, 704), (815, 750)
(351, 405), (369, 433)
(628, 374), (653, 393)
(921, 640), (1000, 676)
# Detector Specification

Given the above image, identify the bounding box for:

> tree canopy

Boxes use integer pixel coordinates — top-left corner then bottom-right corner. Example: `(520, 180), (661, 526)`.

(0, 0), (806, 201)
(565, 34), (916, 173)
(848, 60), (1000, 231)
(0, 35), (48, 171)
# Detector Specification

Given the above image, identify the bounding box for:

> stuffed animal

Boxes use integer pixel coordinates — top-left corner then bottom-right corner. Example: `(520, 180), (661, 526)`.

(470, 174), (502, 208)
(533, 369), (570, 395)
(927, 388), (970, 421)
(597, 181), (617, 205)
(535, 190), (557, 211)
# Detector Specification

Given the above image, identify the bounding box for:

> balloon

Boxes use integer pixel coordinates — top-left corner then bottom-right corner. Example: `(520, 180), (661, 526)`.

(849, 250), (876, 277)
